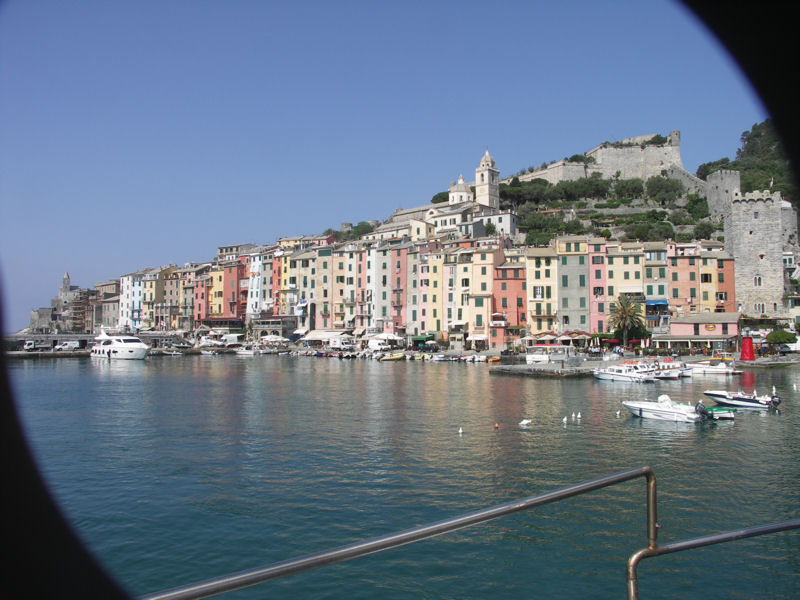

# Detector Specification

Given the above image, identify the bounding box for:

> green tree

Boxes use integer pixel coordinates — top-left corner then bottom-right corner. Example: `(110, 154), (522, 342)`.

(608, 295), (645, 347)
(765, 329), (797, 345)
(693, 221), (716, 240)
(431, 191), (449, 204)
(685, 194), (710, 220)
(613, 178), (644, 200)
(484, 222), (497, 236)
(645, 176), (684, 204)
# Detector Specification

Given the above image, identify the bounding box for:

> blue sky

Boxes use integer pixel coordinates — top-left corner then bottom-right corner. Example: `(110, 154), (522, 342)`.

(0, 0), (767, 334)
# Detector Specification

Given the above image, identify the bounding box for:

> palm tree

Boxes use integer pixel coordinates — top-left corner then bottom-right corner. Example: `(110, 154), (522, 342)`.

(608, 294), (645, 347)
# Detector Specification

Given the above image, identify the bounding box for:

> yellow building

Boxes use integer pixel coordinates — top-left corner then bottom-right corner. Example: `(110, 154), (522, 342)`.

(526, 247), (557, 334)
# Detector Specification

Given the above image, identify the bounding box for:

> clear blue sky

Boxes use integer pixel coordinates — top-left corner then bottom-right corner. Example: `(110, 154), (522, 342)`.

(0, 0), (767, 334)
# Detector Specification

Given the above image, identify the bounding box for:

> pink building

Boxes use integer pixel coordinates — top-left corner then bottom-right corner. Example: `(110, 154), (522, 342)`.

(652, 312), (740, 353)
(491, 259), (526, 349)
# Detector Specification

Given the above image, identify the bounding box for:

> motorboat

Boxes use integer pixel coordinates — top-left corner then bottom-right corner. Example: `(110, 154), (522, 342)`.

(593, 364), (655, 382)
(703, 389), (781, 410)
(378, 352), (406, 362)
(689, 360), (741, 374)
(90, 330), (149, 360)
(235, 344), (258, 356)
(622, 395), (735, 422)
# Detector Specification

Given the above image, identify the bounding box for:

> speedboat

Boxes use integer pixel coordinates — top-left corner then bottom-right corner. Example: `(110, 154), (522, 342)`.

(622, 395), (735, 422)
(90, 330), (149, 360)
(703, 389), (781, 410)
(235, 344), (258, 356)
(593, 364), (655, 382)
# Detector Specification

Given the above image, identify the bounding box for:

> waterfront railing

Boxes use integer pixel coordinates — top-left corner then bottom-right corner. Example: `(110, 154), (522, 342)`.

(139, 466), (799, 600)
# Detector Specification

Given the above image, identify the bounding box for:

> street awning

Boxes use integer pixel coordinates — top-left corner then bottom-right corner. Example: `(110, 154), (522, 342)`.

(301, 330), (343, 342)
(467, 334), (488, 341)
(352, 328), (365, 337)
(293, 328), (309, 335)
(645, 300), (669, 306)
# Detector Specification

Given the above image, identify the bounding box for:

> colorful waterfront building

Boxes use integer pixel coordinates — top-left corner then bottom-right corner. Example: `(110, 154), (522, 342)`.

(666, 241), (702, 315)
(587, 238), (609, 334)
(642, 242), (670, 335)
(491, 248), (526, 348)
(119, 269), (147, 332)
(554, 236), (590, 333)
(526, 246), (557, 335)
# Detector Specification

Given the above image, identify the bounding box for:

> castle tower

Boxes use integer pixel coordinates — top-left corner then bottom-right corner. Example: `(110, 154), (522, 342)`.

(726, 190), (787, 318)
(475, 149), (499, 210)
(708, 169), (741, 223)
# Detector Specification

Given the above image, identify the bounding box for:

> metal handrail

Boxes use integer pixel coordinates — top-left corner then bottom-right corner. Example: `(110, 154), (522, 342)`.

(627, 518), (800, 599)
(141, 466), (657, 600)
(140, 465), (797, 600)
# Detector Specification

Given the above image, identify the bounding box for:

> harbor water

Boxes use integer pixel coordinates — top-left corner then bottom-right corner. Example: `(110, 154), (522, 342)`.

(8, 355), (800, 599)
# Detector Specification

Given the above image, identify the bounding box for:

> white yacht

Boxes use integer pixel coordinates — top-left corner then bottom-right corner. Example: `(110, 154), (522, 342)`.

(593, 364), (655, 382)
(91, 330), (149, 360)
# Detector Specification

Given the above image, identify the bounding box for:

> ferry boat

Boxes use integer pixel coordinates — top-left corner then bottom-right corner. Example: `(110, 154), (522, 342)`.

(90, 330), (149, 360)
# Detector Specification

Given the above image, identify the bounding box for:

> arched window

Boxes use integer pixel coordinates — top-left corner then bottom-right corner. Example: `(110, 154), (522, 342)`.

(754, 275), (762, 287)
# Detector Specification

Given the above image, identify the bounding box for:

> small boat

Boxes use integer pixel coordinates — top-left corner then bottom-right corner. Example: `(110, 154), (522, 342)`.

(593, 364), (655, 383)
(162, 350), (183, 356)
(90, 330), (149, 360)
(622, 395), (735, 422)
(200, 349), (219, 356)
(689, 360), (742, 374)
(235, 344), (258, 356)
(378, 352), (406, 362)
(703, 389), (781, 410)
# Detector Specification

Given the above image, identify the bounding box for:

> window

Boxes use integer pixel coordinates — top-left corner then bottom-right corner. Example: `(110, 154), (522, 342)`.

(595, 270), (602, 279)
(517, 297), (523, 307)
(608, 285), (614, 297)
(701, 273), (712, 283)
(501, 298), (508, 308)
(475, 297), (484, 307)
(672, 272), (678, 281)
(579, 274), (586, 287)
(562, 297), (568, 308)
(689, 272), (696, 281)
(598, 302), (604, 313)
(562, 275), (568, 287)
(718, 273), (725, 283)
(592, 256), (604, 264)
(754, 275), (762, 287)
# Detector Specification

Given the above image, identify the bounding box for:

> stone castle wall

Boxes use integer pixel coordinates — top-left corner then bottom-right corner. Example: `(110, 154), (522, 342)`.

(513, 130), (700, 187)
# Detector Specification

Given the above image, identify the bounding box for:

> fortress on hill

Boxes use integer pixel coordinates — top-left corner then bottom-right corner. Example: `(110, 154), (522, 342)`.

(511, 130), (707, 195)
(505, 131), (800, 320)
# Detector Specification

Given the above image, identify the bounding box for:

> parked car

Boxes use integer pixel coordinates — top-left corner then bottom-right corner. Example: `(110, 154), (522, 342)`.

(54, 341), (81, 351)
(777, 344), (792, 355)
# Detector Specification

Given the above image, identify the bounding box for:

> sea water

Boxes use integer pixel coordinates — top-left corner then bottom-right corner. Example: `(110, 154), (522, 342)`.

(8, 356), (800, 599)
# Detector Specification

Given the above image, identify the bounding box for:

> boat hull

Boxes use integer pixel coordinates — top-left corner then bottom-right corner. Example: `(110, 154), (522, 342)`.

(703, 390), (779, 409)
